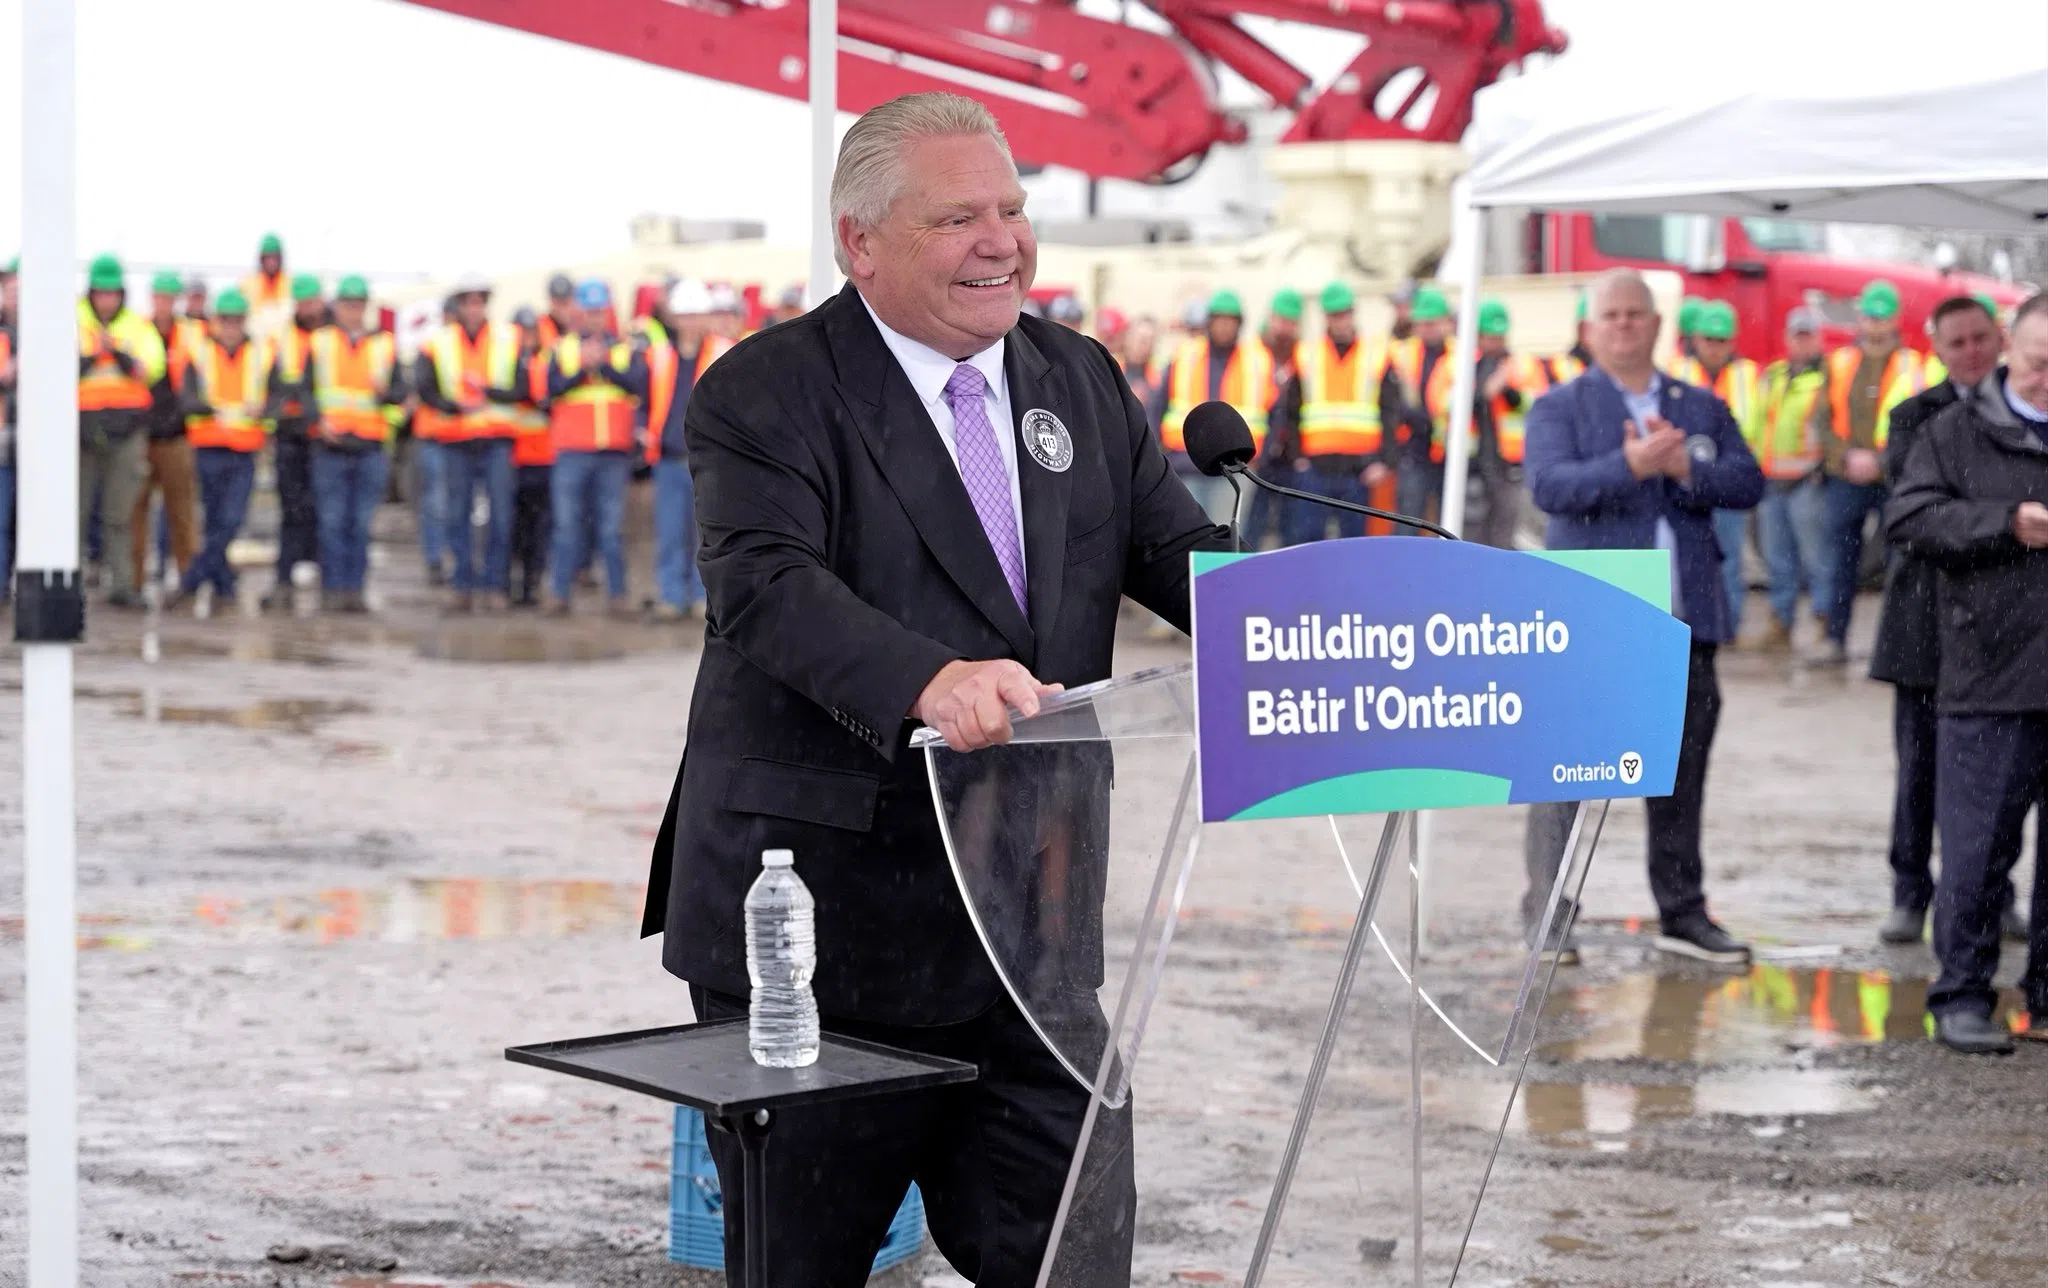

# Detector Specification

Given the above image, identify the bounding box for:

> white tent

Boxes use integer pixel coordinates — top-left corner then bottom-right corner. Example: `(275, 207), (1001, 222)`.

(1439, 48), (2048, 534)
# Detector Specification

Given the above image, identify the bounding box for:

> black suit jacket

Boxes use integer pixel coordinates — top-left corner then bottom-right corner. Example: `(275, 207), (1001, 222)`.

(1872, 381), (1963, 689)
(641, 284), (1226, 1026)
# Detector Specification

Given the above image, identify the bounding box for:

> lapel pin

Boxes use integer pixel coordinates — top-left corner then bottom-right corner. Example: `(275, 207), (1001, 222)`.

(1023, 408), (1073, 473)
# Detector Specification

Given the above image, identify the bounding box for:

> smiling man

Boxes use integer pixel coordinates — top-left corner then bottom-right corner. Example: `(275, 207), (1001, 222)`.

(641, 92), (1225, 1285)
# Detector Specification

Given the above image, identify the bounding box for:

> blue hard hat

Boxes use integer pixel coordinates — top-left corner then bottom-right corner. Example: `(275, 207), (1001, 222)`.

(575, 279), (611, 309)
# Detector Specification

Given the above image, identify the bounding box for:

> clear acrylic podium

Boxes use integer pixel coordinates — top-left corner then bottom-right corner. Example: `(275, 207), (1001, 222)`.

(914, 663), (1611, 1288)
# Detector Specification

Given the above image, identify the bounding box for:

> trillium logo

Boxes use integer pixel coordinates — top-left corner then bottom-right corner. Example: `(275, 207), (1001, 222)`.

(1618, 751), (1644, 786)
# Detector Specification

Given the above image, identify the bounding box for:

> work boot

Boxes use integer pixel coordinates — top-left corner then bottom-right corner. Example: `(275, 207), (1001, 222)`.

(2002, 904), (2030, 942)
(104, 589), (142, 611)
(1878, 905), (1926, 944)
(426, 561), (446, 588)
(1934, 1010), (2014, 1055)
(648, 601), (689, 623)
(605, 596), (635, 621)
(477, 592), (511, 615)
(1806, 638), (1849, 668)
(1756, 618), (1794, 653)
(1654, 915), (1751, 965)
(258, 585), (292, 613)
(543, 597), (572, 618)
(445, 590), (474, 615)
(341, 591), (371, 615)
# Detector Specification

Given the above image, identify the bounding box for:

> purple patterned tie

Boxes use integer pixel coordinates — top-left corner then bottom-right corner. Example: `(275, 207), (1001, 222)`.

(943, 363), (1028, 615)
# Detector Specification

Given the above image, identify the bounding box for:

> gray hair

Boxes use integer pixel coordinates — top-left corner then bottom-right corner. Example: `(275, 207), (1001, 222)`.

(830, 92), (1015, 275)
(1587, 267), (1654, 315)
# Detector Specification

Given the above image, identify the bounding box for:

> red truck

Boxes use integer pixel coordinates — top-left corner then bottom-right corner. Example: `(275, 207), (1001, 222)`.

(1525, 212), (2026, 362)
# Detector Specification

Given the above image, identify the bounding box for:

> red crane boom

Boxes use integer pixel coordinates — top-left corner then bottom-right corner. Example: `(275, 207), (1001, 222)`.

(398, 0), (1564, 182)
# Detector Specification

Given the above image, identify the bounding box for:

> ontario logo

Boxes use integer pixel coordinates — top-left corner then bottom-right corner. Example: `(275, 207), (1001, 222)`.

(1553, 751), (1644, 786)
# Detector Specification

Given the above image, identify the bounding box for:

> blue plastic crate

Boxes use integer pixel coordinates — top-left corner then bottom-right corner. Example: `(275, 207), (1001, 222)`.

(670, 1106), (927, 1274)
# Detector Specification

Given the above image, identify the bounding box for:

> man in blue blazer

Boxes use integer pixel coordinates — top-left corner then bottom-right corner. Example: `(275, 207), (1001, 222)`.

(1522, 269), (1766, 965)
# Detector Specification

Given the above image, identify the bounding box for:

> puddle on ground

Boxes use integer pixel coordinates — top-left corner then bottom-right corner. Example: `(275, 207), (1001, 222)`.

(148, 634), (345, 667)
(415, 626), (628, 664)
(119, 696), (369, 735)
(0, 878), (647, 950)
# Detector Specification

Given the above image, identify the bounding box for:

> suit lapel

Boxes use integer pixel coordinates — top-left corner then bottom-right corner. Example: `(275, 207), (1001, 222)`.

(1005, 325), (1073, 656)
(823, 286), (1035, 658)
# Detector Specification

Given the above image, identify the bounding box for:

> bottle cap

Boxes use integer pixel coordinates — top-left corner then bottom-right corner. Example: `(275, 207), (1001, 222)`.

(762, 849), (794, 868)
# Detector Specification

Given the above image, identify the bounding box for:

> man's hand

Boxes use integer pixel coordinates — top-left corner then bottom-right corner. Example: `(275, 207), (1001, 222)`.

(1292, 457), (1311, 473)
(914, 659), (1064, 752)
(1482, 364), (1512, 400)
(1623, 420), (1687, 480)
(1843, 447), (1883, 486)
(1362, 461), (1390, 487)
(2015, 501), (2048, 549)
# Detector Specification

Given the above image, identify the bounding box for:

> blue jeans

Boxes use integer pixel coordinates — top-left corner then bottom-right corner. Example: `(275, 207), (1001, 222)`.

(441, 437), (515, 593)
(550, 450), (631, 601)
(311, 444), (390, 594)
(653, 456), (703, 609)
(183, 447), (256, 597)
(1758, 479), (1827, 629)
(1712, 508), (1749, 635)
(1394, 461), (1442, 538)
(0, 462), (14, 596)
(1822, 477), (1887, 643)
(1282, 465), (1367, 545)
(414, 438), (448, 573)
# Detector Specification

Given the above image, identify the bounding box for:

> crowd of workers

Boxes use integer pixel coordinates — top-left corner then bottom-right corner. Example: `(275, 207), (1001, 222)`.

(0, 233), (2041, 1050)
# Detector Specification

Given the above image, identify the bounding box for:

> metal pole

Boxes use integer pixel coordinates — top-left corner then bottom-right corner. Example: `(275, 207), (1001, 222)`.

(20, 0), (82, 1284)
(1438, 197), (1484, 537)
(808, 0), (838, 309)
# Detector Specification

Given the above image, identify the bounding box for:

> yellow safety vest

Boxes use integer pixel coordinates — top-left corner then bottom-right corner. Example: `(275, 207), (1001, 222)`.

(428, 322), (525, 439)
(1296, 335), (1387, 457)
(1759, 359), (1825, 480)
(1670, 356), (1765, 452)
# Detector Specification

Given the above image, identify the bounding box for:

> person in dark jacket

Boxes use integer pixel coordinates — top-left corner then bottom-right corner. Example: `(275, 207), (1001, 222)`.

(1870, 295), (2021, 946)
(1885, 292), (2048, 1054)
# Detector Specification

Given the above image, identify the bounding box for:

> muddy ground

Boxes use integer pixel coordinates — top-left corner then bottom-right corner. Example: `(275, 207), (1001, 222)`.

(0, 503), (2042, 1288)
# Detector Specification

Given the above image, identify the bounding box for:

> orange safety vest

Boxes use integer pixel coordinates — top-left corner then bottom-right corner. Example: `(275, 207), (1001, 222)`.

(1544, 353), (1586, 386)
(426, 322), (524, 441)
(1669, 355), (1765, 451)
(1386, 337), (1462, 463)
(548, 334), (639, 454)
(512, 349), (554, 467)
(1488, 353), (1552, 465)
(243, 271), (291, 314)
(309, 326), (398, 444)
(184, 337), (272, 452)
(1296, 335), (1387, 457)
(1160, 337), (1273, 454)
(272, 325), (317, 423)
(643, 336), (732, 463)
(1824, 345), (1930, 450)
(77, 305), (160, 412)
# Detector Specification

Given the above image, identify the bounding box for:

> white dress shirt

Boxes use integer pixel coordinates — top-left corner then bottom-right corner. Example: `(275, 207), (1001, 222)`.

(863, 297), (1027, 573)
(1606, 367), (1684, 618)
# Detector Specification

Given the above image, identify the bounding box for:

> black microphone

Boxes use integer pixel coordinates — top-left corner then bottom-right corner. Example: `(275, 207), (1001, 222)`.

(1181, 400), (1459, 541)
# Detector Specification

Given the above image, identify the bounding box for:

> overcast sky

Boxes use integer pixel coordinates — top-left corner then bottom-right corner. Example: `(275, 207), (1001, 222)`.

(0, 0), (2039, 279)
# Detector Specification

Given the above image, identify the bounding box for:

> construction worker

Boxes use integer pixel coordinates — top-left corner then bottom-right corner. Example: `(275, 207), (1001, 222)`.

(1387, 282), (1417, 342)
(0, 259), (15, 601)
(767, 283), (807, 327)
(1676, 295), (1707, 362)
(77, 253), (168, 607)
(1239, 288), (1306, 547)
(538, 274), (577, 350)
(509, 311), (555, 608)
(544, 279), (645, 617)
(417, 274), (526, 613)
(180, 277), (209, 335)
(1150, 289), (1274, 526)
(1474, 297), (1552, 550)
(306, 276), (403, 613)
(260, 274), (327, 610)
(135, 269), (201, 590)
(1046, 293), (1085, 332)
(1752, 308), (1830, 652)
(175, 289), (269, 612)
(707, 283), (745, 342)
(1378, 284), (1457, 533)
(1544, 292), (1591, 386)
(410, 296), (455, 586)
(1671, 301), (1764, 639)
(1269, 281), (1384, 545)
(1810, 279), (1935, 665)
(242, 233), (292, 341)
(644, 279), (733, 621)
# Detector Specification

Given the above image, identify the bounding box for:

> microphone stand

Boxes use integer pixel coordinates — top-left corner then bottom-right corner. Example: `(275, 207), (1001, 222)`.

(1216, 461), (1460, 541)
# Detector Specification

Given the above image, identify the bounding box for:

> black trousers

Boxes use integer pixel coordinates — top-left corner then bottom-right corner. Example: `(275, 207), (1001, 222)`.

(510, 464), (551, 604)
(1526, 642), (1720, 930)
(1929, 713), (2048, 1020)
(272, 425), (320, 579)
(692, 987), (1134, 1288)
(1888, 684), (2015, 916)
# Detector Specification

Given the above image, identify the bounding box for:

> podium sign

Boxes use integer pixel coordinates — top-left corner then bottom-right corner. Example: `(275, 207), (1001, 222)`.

(1191, 539), (1689, 822)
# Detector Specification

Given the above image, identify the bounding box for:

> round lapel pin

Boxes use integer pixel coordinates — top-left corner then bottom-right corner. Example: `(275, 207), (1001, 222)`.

(1022, 408), (1073, 473)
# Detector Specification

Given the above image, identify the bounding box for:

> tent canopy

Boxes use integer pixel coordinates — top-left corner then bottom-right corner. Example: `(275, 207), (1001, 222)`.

(1463, 52), (2048, 232)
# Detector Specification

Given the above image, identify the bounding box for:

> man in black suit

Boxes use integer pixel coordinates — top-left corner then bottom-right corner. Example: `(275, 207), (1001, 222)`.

(1870, 295), (2020, 945)
(640, 91), (1225, 1286)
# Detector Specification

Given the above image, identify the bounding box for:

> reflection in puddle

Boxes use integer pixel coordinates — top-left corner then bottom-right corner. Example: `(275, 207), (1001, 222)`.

(149, 635), (345, 667)
(415, 626), (629, 664)
(120, 696), (369, 735)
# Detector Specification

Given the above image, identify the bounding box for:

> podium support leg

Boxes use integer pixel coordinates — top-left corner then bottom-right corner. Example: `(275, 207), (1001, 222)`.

(729, 1109), (772, 1288)
(1241, 811), (1409, 1288)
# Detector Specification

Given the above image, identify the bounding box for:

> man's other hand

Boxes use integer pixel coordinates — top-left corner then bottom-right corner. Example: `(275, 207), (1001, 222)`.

(1843, 447), (1883, 486)
(2015, 501), (2048, 549)
(1624, 421), (1686, 480)
(914, 659), (1064, 752)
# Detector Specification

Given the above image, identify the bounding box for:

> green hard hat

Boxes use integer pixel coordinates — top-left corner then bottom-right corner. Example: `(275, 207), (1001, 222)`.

(1973, 292), (2001, 320)
(259, 233), (283, 255)
(215, 287), (249, 316)
(1409, 286), (1450, 322)
(150, 269), (183, 296)
(1320, 281), (1355, 315)
(1207, 288), (1243, 317)
(1574, 291), (1588, 322)
(1697, 300), (1738, 340)
(1477, 298), (1510, 337)
(290, 273), (323, 302)
(1858, 278), (1901, 320)
(87, 253), (125, 291)
(1268, 288), (1303, 321)
(1677, 296), (1707, 335)
(2, 255), (18, 276)
(335, 274), (371, 301)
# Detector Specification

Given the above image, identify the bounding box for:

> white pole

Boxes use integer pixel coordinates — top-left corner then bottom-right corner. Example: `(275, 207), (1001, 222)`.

(808, 0), (838, 309)
(21, 0), (82, 1283)
(1438, 196), (1484, 538)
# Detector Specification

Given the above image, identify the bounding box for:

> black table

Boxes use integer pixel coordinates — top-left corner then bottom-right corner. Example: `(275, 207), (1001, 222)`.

(507, 1018), (978, 1285)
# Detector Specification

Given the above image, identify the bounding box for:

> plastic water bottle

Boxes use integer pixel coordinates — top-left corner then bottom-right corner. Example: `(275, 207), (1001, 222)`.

(744, 849), (819, 1068)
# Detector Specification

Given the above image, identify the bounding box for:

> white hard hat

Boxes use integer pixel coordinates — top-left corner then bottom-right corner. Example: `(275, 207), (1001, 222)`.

(708, 283), (741, 313)
(453, 272), (492, 297)
(667, 278), (714, 316)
